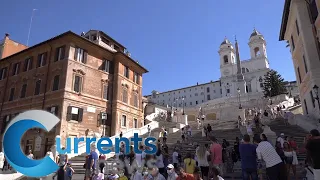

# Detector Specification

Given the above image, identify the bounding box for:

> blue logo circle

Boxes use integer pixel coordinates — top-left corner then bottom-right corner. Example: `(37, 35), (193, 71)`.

(2, 110), (60, 177)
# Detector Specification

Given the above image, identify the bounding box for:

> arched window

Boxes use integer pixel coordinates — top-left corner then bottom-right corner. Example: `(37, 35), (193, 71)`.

(241, 67), (246, 73)
(224, 55), (228, 64)
(254, 47), (261, 57)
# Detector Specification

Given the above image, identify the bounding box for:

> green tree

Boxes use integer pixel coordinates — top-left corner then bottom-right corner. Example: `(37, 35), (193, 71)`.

(263, 69), (287, 97)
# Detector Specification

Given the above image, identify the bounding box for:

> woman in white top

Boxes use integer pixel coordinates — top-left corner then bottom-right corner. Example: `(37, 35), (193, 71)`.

(283, 142), (298, 180)
(196, 144), (210, 180)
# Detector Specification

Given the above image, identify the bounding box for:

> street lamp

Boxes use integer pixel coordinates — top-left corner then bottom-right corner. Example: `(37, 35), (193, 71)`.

(268, 87), (272, 105)
(182, 97), (185, 115)
(313, 85), (320, 111)
(237, 88), (242, 109)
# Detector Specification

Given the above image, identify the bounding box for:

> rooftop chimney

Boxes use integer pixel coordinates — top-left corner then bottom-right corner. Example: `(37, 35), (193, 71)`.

(4, 33), (9, 39)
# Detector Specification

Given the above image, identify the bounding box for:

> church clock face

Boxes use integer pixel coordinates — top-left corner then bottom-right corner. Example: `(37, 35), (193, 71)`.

(223, 69), (230, 76)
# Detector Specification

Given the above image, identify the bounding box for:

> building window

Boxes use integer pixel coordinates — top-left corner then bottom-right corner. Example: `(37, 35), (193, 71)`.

(295, 19), (300, 35)
(213, 90), (216, 93)
(34, 80), (41, 95)
(73, 75), (82, 93)
(227, 89), (230, 93)
(134, 72), (140, 84)
(124, 66), (129, 78)
(122, 87), (128, 103)
(303, 55), (308, 73)
(308, 0), (318, 24)
(310, 91), (315, 108)
(121, 115), (127, 127)
(23, 57), (33, 72)
(102, 84), (109, 100)
(133, 93), (138, 108)
(260, 83), (264, 88)
(201, 92), (204, 95)
(195, 93), (198, 96)
(134, 118), (138, 128)
(67, 106), (83, 122)
(20, 84), (27, 98)
(0, 67), (7, 80)
(74, 47), (87, 63)
(190, 102), (192, 105)
(47, 106), (59, 116)
(114, 45), (120, 51)
(304, 99), (308, 114)
(55, 46), (65, 61)
(207, 87), (210, 93)
(52, 75), (60, 91)
(37, 53), (47, 67)
(207, 95), (211, 100)
(291, 35), (295, 51)
(224, 55), (228, 64)
(12, 63), (20, 76)
(297, 67), (302, 83)
(92, 35), (97, 41)
(196, 101), (198, 105)
(9, 88), (15, 101)
(102, 60), (113, 73)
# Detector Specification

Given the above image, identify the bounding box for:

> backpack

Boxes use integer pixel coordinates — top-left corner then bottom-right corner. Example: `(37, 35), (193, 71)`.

(163, 131), (167, 137)
(231, 150), (238, 163)
(178, 153), (182, 162)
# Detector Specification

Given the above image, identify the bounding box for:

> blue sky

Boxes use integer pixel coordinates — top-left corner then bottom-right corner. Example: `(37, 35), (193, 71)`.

(0, 0), (293, 96)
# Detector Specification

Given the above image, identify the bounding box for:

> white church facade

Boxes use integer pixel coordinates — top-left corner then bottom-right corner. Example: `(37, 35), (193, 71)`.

(146, 29), (271, 107)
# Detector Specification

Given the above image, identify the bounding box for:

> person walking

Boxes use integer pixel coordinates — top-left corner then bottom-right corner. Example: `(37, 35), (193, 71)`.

(184, 153), (196, 174)
(196, 144), (210, 180)
(239, 134), (258, 180)
(209, 136), (223, 176)
(147, 125), (151, 137)
(254, 136), (287, 180)
(306, 129), (320, 179)
(166, 164), (178, 180)
(283, 142), (298, 180)
(207, 124), (212, 137)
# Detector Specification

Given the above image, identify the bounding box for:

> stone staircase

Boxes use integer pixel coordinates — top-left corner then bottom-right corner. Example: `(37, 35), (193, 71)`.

(69, 120), (179, 176)
(69, 118), (309, 180)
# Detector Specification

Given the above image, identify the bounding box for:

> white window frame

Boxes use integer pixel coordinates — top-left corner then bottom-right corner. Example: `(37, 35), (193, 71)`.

(58, 47), (64, 61)
(39, 53), (45, 67)
(133, 118), (138, 128)
(121, 115), (127, 127)
(73, 75), (83, 93)
(0, 68), (6, 80)
(104, 60), (110, 73)
(25, 58), (31, 71)
(71, 107), (79, 121)
(14, 63), (19, 75)
(134, 72), (139, 84)
(76, 48), (84, 62)
(50, 106), (56, 114)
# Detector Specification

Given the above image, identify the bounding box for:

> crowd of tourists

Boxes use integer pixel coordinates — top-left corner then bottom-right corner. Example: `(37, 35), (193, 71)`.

(35, 104), (320, 180)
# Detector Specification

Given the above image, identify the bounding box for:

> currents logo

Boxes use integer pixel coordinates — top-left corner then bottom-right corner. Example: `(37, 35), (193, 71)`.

(2, 110), (60, 177)
(2, 110), (157, 178)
